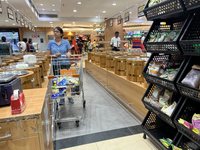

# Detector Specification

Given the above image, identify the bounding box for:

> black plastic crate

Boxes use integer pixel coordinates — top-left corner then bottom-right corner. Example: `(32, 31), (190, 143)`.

(142, 84), (183, 128)
(142, 53), (187, 92)
(179, 12), (200, 56)
(182, 0), (200, 10)
(142, 111), (179, 150)
(143, 15), (190, 54)
(143, 0), (185, 21)
(174, 98), (200, 146)
(177, 56), (200, 101)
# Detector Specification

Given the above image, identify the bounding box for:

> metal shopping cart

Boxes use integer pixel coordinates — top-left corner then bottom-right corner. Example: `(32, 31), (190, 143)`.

(48, 54), (85, 129)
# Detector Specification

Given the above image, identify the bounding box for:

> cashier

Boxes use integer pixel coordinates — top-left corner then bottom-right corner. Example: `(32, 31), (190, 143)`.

(110, 31), (121, 51)
(47, 27), (74, 104)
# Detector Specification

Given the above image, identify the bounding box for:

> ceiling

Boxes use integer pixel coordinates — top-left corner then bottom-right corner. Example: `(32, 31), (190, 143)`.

(2, 0), (152, 34)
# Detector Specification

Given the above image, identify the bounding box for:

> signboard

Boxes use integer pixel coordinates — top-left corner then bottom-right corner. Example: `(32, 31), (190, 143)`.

(93, 24), (96, 30)
(20, 16), (24, 26)
(101, 23), (104, 30)
(0, 1), (2, 14)
(15, 12), (18, 24)
(138, 5), (145, 18)
(117, 15), (121, 25)
(110, 19), (113, 27)
(124, 12), (130, 22)
(7, 7), (14, 20)
(32, 35), (40, 38)
(105, 22), (107, 29)
(24, 20), (28, 28)
(28, 23), (31, 30)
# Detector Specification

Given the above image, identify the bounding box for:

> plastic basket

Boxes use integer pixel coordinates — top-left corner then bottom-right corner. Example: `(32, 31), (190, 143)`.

(142, 111), (179, 150)
(142, 53), (187, 92)
(143, 0), (185, 21)
(142, 84), (183, 128)
(177, 56), (200, 102)
(143, 15), (190, 54)
(174, 98), (200, 147)
(179, 12), (200, 56)
(182, 0), (200, 10)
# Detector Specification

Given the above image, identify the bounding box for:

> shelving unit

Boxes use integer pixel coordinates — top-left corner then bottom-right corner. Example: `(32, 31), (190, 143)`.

(141, 0), (200, 149)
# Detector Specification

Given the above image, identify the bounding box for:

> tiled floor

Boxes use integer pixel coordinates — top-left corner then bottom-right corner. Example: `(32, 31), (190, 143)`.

(61, 133), (158, 150)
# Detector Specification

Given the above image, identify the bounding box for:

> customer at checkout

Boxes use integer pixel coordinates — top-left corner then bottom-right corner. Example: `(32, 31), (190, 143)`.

(47, 26), (74, 105)
(110, 31), (121, 51)
(1, 36), (6, 42)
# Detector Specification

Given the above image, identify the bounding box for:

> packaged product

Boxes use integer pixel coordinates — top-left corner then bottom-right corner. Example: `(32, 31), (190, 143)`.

(148, 61), (161, 76)
(52, 88), (59, 95)
(152, 86), (163, 99)
(178, 118), (193, 130)
(163, 90), (173, 105)
(158, 32), (168, 42)
(52, 78), (58, 86)
(159, 138), (172, 148)
(149, 33), (157, 42)
(59, 88), (67, 96)
(183, 142), (200, 150)
(148, 0), (161, 7)
(161, 102), (177, 116)
(150, 101), (164, 110)
(144, 97), (151, 103)
(182, 69), (200, 88)
(159, 96), (168, 106)
(164, 31), (179, 42)
(171, 144), (182, 150)
(192, 114), (200, 135)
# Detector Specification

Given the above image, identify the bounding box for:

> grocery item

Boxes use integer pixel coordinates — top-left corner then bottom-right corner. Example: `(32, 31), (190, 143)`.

(159, 138), (172, 148)
(182, 142), (200, 150)
(148, 0), (161, 7)
(164, 31), (180, 42)
(178, 118), (193, 130)
(158, 32), (167, 42)
(192, 114), (200, 135)
(161, 102), (177, 116)
(182, 69), (200, 88)
(171, 144), (182, 150)
(23, 55), (36, 64)
(152, 86), (163, 99)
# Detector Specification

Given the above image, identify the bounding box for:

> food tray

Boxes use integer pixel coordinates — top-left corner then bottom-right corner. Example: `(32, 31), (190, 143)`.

(179, 12), (200, 56)
(143, 15), (190, 54)
(142, 53), (187, 92)
(176, 56), (200, 101)
(1, 64), (35, 70)
(174, 98), (200, 146)
(142, 84), (183, 128)
(143, 0), (185, 21)
(182, 0), (200, 10)
(142, 111), (179, 150)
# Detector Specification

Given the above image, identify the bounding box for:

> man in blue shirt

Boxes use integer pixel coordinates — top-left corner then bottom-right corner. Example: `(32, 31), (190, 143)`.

(47, 27), (73, 105)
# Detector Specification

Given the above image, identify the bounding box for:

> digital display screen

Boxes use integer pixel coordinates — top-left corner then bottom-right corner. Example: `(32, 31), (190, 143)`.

(0, 32), (19, 50)
(134, 31), (141, 34)
(127, 31), (133, 35)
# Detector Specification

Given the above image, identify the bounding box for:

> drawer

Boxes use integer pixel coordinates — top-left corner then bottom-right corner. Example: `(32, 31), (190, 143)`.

(0, 136), (40, 150)
(0, 119), (38, 141)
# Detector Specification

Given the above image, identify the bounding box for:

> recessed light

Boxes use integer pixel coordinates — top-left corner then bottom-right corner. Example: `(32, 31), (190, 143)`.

(124, 23), (126, 24)
(96, 16), (98, 18)
(52, 4), (55, 6)
(42, 9), (45, 10)
(35, 26), (37, 27)
(40, 4), (43, 6)
(77, 2), (81, 4)
(142, 23), (144, 24)
(139, 17), (142, 19)
(13, 23), (15, 25)
(73, 10), (77, 12)
(5, 20), (8, 22)
(73, 22), (75, 24)
(113, 3), (116, 5)
(53, 9), (55, 11)
(50, 22), (52, 23)
(17, 10), (19, 11)
(103, 11), (106, 13)
(129, 12), (132, 14)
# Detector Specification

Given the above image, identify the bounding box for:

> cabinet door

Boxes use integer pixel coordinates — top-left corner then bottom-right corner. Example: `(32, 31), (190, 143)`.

(0, 136), (40, 150)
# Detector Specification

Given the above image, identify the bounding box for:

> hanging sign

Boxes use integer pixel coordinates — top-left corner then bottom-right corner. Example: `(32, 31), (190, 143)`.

(124, 12), (130, 22)
(93, 24), (96, 30)
(117, 15), (121, 25)
(24, 20), (28, 28)
(0, 1), (2, 14)
(110, 19), (113, 27)
(20, 17), (24, 26)
(100, 23), (104, 30)
(105, 22), (107, 29)
(15, 12), (18, 24)
(7, 7), (14, 20)
(138, 5), (145, 18)
(28, 23), (32, 30)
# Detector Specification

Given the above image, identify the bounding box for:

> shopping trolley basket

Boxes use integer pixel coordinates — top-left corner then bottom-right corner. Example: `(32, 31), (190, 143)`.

(48, 54), (85, 129)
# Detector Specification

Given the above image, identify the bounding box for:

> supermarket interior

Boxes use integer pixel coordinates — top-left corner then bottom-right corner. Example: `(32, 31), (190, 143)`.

(0, 0), (200, 150)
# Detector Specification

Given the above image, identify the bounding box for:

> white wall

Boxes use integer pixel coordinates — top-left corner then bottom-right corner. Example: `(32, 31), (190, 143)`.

(23, 32), (47, 52)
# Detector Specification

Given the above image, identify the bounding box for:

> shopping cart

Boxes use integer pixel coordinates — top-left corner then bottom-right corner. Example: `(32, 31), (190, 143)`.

(48, 54), (85, 129)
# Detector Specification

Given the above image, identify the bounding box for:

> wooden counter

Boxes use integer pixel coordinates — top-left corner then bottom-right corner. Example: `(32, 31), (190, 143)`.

(0, 88), (53, 150)
(85, 60), (147, 121)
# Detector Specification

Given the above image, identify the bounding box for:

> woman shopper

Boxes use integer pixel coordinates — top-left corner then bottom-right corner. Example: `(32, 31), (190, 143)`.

(47, 26), (74, 104)
(87, 40), (93, 52)
(28, 39), (36, 52)
(23, 38), (31, 52)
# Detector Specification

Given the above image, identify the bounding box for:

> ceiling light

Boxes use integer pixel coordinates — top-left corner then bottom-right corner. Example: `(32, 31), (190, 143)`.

(113, 3), (116, 5)
(17, 10), (19, 11)
(13, 23), (15, 25)
(5, 20), (8, 22)
(53, 9), (55, 11)
(139, 17), (142, 19)
(73, 22), (75, 24)
(40, 4), (43, 6)
(52, 4), (55, 6)
(96, 16), (98, 18)
(103, 11), (106, 13)
(129, 12), (132, 14)
(42, 9), (45, 10)
(77, 2), (81, 4)
(142, 23), (144, 24)
(35, 26), (37, 27)
(50, 22), (52, 23)
(124, 23), (126, 24)
(73, 10), (77, 12)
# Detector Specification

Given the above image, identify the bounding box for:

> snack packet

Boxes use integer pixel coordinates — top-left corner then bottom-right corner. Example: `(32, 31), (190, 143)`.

(178, 118), (193, 130)
(159, 138), (172, 148)
(182, 69), (200, 88)
(171, 144), (182, 150)
(192, 114), (200, 135)
(148, 33), (157, 42)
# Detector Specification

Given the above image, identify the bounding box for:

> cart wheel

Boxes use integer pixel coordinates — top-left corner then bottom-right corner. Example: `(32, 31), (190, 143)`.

(76, 121), (79, 127)
(83, 100), (86, 108)
(143, 133), (146, 139)
(57, 123), (61, 129)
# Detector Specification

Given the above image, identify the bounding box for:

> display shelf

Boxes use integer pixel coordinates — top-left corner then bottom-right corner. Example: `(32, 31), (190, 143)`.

(142, 84), (183, 128)
(174, 98), (200, 147)
(142, 53), (187, 92)
(176, 56), (200, 102)
(182, 0), (200, 11)
(179, 12), (200, 56)
(143, 0), (186, 21)
(143, 15), (190, 54)
(142, 111), (179, 150)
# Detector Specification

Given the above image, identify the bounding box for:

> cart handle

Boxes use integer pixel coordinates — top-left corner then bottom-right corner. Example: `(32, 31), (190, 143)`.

(51, 54), (82, 58)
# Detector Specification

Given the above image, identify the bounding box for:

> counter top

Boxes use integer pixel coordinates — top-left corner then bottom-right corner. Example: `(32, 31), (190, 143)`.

(0, 88), (47, 122)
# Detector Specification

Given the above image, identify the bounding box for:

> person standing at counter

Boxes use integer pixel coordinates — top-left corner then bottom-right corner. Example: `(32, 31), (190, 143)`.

(1, 36), (6, 42)
(110, 31), (120, 51)
(47, 26), (74, 104)
(23, 38), (31, 52)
